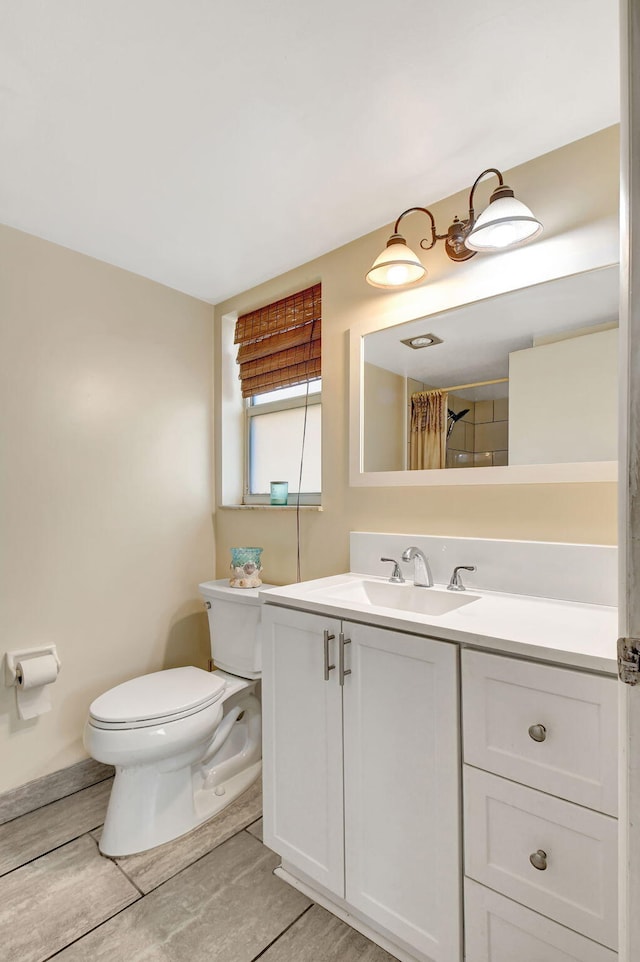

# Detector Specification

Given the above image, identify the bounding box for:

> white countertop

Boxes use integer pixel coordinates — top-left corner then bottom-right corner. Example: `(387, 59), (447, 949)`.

(261, 573), (619, 674)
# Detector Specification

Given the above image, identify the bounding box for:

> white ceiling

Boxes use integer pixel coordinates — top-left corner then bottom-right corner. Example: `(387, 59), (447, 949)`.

(0, 1), (619, 304)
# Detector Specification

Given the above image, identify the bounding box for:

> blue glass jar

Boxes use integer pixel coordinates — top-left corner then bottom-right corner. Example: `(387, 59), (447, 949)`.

(229, 547), (263, 588)
(270, 481), (289, 505)
(230, 547), (263, 568)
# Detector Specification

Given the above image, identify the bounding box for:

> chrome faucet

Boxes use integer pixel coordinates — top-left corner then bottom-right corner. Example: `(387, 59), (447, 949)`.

(447, 565), (476, 591)
(401, 546), (433, 587)
(380, 557), (405, 583)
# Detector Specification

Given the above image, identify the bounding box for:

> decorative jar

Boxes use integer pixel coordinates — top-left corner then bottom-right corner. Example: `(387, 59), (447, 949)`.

(229, 547), (263, 588)
(270, 481), (289, 505)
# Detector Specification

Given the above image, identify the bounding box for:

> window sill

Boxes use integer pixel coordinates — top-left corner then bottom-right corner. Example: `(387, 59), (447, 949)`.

(218, 504), (323, 511)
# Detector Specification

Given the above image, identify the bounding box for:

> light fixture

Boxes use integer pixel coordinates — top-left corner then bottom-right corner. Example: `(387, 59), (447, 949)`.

(400, 333), (443, 349)
(365, 168), (543, 290)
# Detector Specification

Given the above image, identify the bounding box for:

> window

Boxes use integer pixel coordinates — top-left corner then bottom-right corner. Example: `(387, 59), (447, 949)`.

(234, 285), (322, 504)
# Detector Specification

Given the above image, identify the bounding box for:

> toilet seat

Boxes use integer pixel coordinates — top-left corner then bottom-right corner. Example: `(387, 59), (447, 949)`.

(89, 667), (227, 731)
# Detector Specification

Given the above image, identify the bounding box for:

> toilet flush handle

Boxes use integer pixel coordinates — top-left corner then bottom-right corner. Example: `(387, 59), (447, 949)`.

(204, 601), (211, 609)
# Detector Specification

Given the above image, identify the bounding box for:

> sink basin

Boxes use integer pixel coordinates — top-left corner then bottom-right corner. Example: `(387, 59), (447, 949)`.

(316, 579), (479, 616)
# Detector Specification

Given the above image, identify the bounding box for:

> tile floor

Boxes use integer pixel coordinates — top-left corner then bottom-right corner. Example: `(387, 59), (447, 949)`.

(0, 775), (397, 961)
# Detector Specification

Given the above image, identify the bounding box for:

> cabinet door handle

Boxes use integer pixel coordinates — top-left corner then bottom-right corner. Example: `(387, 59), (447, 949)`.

(529, 849), (548, 871)
(528, 723), (547, 743)
(323, 630), (336, 681)
(339, 632), (351, 686)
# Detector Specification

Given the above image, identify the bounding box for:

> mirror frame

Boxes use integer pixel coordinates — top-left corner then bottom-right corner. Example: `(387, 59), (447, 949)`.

(349, 274), (618, 487)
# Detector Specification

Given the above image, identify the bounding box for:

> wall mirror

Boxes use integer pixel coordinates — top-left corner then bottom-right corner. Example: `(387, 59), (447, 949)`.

(350, 265), (619, 486)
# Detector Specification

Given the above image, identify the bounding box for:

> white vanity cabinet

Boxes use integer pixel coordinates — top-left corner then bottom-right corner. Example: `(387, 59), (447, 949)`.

(261, 598), (618, 962)
(461, 649), (618, 960)
(261, 604), (461, 962)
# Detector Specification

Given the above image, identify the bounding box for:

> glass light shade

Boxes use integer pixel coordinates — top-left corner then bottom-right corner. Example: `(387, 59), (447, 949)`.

(365, 237), (427, 289)
(465, 196), (543, 252)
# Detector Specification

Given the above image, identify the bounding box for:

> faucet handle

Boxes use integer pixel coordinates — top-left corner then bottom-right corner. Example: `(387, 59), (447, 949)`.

(447, 565), (476, 592)
(380, 557), (405, 584)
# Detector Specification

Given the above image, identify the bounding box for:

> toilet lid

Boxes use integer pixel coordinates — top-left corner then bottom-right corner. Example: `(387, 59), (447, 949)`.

(89, 667), (226, 725)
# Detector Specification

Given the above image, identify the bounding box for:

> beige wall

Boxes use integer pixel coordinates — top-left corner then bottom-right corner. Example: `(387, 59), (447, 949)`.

(363, 363), (405, 472)
(0, 225), (215, 793)
(215, 128), (619, 586)
(509, 328), (618, 465)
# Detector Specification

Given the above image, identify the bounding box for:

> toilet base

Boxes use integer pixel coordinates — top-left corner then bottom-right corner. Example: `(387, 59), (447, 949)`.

(194, 759), (262, 823)
(99, 760), (262, 857)
(97, 683), (262, 857)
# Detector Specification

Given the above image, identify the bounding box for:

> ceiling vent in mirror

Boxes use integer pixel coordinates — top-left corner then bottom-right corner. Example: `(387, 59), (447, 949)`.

(401, 333), (443, 350)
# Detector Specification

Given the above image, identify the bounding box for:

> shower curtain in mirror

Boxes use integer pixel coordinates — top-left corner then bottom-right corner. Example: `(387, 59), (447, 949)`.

(409, 390), (448, 470)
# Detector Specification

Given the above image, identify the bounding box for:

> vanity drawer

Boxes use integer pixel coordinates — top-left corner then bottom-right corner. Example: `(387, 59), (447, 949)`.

(462, 649), (617, 814)
(464, 767), (618, 949)
(464, 879), (617, 962)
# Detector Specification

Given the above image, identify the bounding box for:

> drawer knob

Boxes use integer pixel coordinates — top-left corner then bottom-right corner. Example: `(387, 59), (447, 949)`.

(529, 849), (548, 871)
(528, 723), (547, 743)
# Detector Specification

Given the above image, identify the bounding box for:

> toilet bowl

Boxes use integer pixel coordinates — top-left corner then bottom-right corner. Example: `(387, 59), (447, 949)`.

(84, 580), (269, 856)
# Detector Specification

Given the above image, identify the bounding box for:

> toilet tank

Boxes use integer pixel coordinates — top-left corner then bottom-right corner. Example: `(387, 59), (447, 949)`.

(198, 580), (273, 679)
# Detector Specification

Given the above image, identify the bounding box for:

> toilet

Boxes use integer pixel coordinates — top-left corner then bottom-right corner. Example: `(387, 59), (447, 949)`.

(84, 580), (269, 856)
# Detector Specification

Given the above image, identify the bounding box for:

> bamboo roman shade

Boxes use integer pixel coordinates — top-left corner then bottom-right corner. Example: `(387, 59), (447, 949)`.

(234, 284), (321, 398)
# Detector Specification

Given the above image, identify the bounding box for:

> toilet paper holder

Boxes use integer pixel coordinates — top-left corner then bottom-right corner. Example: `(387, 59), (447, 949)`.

(5, 646), (62, 687)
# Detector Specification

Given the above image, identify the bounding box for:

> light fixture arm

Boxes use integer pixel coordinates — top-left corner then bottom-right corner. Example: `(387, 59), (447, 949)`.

(466, 167), (505, 229)
(393, 206), (446, 251)
(391, 173), (508, 257)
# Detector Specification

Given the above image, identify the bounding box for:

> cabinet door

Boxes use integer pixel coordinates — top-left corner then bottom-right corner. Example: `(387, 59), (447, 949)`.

(261, 604), (344, 896)
(343, 623), (461, 962)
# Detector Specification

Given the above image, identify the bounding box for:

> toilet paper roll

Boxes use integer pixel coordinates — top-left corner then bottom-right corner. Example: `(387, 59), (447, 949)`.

(15, 654), (59, 720)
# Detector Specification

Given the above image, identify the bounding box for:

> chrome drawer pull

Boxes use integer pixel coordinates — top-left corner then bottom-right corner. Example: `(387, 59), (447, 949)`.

(528, 723), (547, 743)
(529, 849), (548, 871)
(323, 630), (336, 681)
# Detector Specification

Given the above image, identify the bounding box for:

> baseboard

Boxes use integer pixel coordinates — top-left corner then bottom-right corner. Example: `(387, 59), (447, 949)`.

(0, 758), (114, 826)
